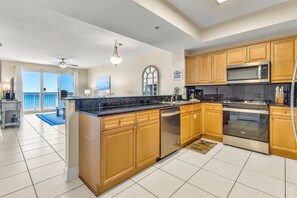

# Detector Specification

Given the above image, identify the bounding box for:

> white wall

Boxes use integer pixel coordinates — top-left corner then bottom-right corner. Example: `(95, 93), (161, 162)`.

(0, 60), (88, 97)
(87, 49), (186, 96)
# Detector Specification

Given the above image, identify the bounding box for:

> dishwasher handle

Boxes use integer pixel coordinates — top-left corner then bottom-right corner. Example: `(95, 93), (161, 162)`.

(161, 111), (180, 117)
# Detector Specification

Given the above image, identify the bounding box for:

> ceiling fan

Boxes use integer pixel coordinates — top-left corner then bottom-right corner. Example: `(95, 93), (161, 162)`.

(52, 58), (78, 68)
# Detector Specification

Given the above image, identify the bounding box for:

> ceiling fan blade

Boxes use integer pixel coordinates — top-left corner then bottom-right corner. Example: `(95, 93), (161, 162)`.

(65, 63), (78, 67)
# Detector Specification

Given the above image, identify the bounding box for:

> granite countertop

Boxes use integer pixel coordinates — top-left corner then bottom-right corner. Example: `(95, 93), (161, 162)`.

(79, 101), (203, 117)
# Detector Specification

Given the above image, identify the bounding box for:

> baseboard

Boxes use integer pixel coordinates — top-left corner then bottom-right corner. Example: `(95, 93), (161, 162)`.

(201, 134), (222, 142)
(270, 148), (297, 160)
(63, 166), (79, 182)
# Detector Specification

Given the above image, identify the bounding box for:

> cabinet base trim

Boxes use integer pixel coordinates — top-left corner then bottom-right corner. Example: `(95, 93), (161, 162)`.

(270, 148), (297, 160)
(223, 135), (269, 154)
(63, 166), (79, 182)
(202, 134), (222, 142)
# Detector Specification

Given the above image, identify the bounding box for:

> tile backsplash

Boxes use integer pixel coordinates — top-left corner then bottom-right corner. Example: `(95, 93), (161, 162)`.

(188, 83), (291, 102)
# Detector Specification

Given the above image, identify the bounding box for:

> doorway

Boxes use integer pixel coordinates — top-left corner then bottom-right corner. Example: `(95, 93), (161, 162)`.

(22, 71), (74, 112)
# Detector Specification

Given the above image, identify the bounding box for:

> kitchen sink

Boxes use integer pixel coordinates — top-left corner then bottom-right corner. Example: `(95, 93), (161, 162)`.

(160, 100), (200, 105)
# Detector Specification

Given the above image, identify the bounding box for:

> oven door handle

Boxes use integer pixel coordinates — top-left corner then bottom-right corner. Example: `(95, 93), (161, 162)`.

(222, 107), (268, 115)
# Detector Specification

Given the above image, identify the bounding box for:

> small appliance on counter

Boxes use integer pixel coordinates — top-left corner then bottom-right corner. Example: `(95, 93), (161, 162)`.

(187, 88), (203, 100)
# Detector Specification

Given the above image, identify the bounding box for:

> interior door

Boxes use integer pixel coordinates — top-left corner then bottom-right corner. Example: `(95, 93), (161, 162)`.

(22, 71), (41, 112)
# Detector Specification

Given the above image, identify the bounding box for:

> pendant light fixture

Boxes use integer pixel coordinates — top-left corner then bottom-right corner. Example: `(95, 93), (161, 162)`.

(110, 41), (122, 66)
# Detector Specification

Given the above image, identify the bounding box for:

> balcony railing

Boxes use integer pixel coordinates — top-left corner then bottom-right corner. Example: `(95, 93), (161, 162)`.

(23, 92), (72, 111)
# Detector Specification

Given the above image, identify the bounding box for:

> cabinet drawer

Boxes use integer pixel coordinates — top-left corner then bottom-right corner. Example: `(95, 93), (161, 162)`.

(101, 113), (136, 131)
(205, 103), (222, 111)
(3, 103), (20, 111)
(193, 104), (202, 111)
(136, 110), (160, 123)
(180, 105), (193, 113)
(270, 106), (297, 116)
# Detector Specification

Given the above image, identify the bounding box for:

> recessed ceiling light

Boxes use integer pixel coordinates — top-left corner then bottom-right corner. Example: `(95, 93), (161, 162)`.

(217, 0), (228, 4)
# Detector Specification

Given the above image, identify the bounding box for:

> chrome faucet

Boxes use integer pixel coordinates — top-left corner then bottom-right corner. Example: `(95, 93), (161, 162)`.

(171, 93), (177, 103)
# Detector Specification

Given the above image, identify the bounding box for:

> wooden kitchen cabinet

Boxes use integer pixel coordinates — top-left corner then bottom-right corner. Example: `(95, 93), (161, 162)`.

(271, 38), (297, 83)
(186, 56), (198, 85)
(212, 51), (227, 84)
(192, 108), (202, 138)
(136, 120), (160, 168)
(180, 104), (202, 145)
(197, 54), (212, 84)
(101, 125), (136, 186)
(228, 42), (270, 65)
(270, 106), (297, 160)
(227, 47), (247, 65)
(101, 113), (135, 131)
(204, 104), (222, 139)
(80, 109), (160, 195)
(180, 112), (193, 145)
(247, 42), (270, 62)
(186, 52), (227, 85)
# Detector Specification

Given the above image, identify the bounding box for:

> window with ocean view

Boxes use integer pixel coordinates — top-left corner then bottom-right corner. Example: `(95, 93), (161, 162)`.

(22, 71), (74, 111)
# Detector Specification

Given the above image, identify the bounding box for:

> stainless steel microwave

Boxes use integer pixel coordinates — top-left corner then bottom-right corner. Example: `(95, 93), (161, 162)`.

(226, 61), (270, 84)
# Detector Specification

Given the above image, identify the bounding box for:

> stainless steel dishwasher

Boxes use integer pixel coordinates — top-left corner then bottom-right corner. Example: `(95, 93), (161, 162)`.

(160, 107), (181, 158)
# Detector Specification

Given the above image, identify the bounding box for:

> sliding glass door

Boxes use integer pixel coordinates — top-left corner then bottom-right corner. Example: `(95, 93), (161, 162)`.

(43, 73), (58, 110)
(23, 71), (41, 111)
(22, 71), (74, 112)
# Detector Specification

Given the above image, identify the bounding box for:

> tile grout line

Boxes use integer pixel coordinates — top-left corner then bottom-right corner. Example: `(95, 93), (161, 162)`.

(167, 144), (226, 198)
(226, 153), (281, 198)
(0, 186), (34, 198)
(13, 127), (39, 198)
(235, 181), (279, 198)
(54, 184), (84, 198)
(24, 116), (65, 162)
(226, 151), (251, 198)
(134, 183), (158, 198)
(284, 159), (286, 198)
(228, 155), (277, 198)
(97, 179), (135, 198)
(27, 159), (64, 172)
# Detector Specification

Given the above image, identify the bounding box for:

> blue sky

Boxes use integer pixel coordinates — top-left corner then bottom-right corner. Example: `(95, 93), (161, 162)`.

(23, 72), (73, 92)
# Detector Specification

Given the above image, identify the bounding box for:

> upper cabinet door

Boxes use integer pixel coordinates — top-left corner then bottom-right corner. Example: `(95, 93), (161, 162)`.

(227, 47), (247, 65)
(271, 38), (296, 83)
(197, 54), (212, 84)
(186, 56), (198, 85)
(247, 42), (271, 62)
(212, 51), (227, 84)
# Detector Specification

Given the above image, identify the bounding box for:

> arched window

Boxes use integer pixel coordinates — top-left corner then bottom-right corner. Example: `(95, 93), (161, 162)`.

(142, 65), (159, 96)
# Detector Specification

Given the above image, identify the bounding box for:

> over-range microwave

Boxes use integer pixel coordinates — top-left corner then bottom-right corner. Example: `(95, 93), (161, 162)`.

(226, 61), (270, 84)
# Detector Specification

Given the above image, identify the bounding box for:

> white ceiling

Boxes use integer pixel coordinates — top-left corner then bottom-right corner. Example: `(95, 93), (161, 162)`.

(0, 0), (159, 68)
(1, 0), (297, 68)
(169, 0), (289, 28)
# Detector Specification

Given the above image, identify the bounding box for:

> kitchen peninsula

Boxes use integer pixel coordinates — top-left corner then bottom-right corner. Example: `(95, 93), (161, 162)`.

(63, 95), (223, 195)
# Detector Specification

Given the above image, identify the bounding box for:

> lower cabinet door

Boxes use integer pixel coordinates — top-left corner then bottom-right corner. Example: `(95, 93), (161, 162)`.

(136, 120), (160, 167)
(192, 110), (202, 138)
(181, 113), (193, 144)
(270, 115), (297, 153)
(101, 126), (136, 186)
(205, 110), (222, 138)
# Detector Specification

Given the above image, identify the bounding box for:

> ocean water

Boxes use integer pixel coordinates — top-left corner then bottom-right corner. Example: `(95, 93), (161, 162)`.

(23, 92), (58, 110)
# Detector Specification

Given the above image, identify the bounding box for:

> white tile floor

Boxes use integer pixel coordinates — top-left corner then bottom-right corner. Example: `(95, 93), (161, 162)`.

(0, 114), (297, 198)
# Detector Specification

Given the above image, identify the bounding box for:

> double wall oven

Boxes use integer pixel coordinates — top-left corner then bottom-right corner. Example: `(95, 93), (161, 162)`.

(222, 100), (269, 154)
